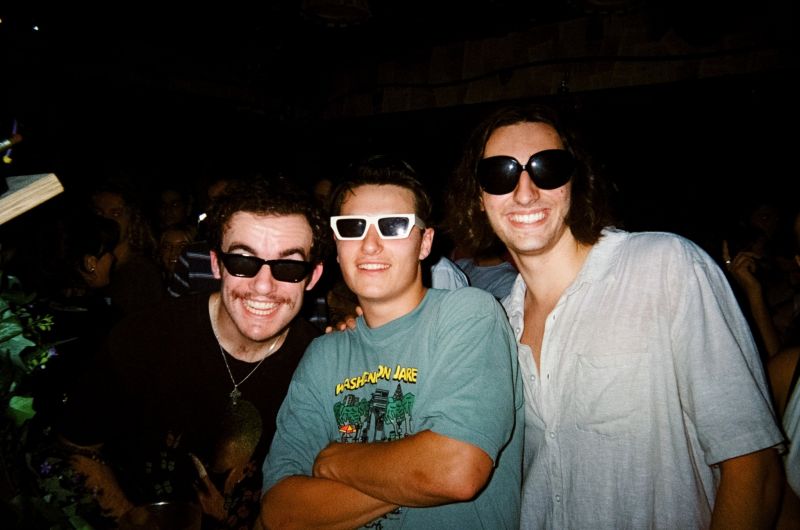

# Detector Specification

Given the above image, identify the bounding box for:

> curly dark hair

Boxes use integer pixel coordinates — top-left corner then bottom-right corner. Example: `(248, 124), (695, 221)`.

(329, 154), (432, 223)
(445, 104), (614, 254)
(206, 176), (330, 264)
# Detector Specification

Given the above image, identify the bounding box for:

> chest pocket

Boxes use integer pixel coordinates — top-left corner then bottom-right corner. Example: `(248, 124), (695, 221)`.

(574, 351), (647, 436)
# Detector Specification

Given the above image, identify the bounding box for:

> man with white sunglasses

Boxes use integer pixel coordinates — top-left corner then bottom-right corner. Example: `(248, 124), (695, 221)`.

(259, 155), (523, 529)
(446, 103), (784, 529)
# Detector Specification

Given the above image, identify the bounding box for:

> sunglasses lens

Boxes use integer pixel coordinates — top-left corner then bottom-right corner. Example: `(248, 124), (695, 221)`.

(222, 254), (261, 277)
(477, 157), (522, 195)
(529, 150), (576, 190)
(334, 218), (367, 239)
(377, 216), (411, 238)
(269, 260), (313, 283)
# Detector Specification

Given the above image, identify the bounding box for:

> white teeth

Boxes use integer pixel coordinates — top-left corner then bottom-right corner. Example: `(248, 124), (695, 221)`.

(510, 212), (545, 223)
(359, 263), (389, 270)
(245, 300), (278, 315)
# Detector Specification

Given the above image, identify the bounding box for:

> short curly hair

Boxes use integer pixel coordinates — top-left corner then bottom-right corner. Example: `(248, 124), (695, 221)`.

(445, 104), (614, 255)
(206, 177), (330, 264)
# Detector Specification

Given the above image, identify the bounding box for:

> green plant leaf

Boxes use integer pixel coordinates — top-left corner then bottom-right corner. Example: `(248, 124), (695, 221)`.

(5, 334), (36, 360)
(0, 318), (24, 342)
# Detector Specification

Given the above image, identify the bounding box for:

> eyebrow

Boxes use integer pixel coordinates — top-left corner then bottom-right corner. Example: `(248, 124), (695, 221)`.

(225, 244), (309, 261)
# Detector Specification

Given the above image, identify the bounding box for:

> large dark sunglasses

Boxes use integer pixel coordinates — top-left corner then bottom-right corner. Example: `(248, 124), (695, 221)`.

(217, 251), (313, 282)
(477, 149), (576, 195)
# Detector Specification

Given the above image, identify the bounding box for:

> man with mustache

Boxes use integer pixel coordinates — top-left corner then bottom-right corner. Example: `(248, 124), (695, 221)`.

(59, 178), (327, 529)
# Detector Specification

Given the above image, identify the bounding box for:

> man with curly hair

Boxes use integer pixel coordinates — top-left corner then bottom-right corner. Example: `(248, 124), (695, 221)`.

(59, 177), (327, 529)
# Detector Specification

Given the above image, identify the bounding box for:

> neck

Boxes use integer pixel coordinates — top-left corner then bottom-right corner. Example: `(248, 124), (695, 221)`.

(360, 284), (427, 329)
(209, 293), (289, 362)
(511, 232), (592, 307)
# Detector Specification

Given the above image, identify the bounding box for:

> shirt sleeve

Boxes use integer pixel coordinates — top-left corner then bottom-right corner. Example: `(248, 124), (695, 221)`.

(668, 241), (784, 465)
(261, 347), (333, 493)
(416, 288), (521, 464)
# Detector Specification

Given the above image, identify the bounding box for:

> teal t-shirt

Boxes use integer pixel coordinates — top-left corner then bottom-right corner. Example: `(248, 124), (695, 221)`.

(263, 287), (523, 529)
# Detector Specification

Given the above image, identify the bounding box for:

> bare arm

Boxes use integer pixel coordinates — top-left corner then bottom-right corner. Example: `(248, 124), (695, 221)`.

(728, 250), (782, 356)
(313, 429), (493, 506)
(710, 447), (783, 529)
(59, 436), (134, 520)
(260, 475), (398, 530)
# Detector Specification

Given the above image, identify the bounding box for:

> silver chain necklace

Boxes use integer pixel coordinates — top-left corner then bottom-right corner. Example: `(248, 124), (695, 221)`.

(217, 338), (280, 405)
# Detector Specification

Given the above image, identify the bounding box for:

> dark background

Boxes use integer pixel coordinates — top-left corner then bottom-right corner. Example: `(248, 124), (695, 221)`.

(1, 1), (798, 257)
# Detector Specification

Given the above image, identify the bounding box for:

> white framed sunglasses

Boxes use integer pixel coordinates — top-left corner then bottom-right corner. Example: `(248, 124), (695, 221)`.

(330, 214), (425, 240)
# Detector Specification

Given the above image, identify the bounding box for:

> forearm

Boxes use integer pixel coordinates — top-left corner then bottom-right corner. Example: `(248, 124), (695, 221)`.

(69, 453), (135, 519)
(59, 436), (134, 519)
(260, 475), (398, 530)
(744, 287), (782, 356)
(313, 430), (492, 507)
(711, 448), (783, 529)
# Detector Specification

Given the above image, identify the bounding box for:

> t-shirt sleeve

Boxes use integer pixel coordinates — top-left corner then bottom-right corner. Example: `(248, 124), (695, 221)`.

(669, 242), (784, 465)
(261, 346), (333, 493)
(416, 288), (521, 464)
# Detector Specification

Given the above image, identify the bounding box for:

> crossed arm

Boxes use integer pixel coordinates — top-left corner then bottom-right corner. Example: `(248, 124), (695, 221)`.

(259, 430), (493, 530)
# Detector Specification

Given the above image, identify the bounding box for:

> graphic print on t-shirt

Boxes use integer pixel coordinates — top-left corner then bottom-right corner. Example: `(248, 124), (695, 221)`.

(333, 363), (417, 444)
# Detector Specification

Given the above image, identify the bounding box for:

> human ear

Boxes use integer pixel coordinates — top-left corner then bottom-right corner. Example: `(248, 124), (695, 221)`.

(305, 263), (325, 292)
(210, 249), (222, 279)
(418, 227), (434, 261)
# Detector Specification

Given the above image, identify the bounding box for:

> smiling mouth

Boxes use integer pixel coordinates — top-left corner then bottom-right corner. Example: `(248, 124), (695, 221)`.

(358, 263), (389, 271)
(244, 299), (279, 316)
(510, 212), (545, 224)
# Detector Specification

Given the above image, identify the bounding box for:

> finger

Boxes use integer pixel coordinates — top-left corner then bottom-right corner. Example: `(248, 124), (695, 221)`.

(189, 453), (207, 479)
(324, 325), (333, 334)
(189, 453), (216, 495)
(355, 305), (364, 316)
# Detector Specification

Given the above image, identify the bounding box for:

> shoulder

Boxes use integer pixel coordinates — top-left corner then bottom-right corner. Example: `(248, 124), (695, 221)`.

(431, 287), (507, 320)
(610, 229), (714, 267)
(286, 317), (322, 350)
(108, 294), (207, 347)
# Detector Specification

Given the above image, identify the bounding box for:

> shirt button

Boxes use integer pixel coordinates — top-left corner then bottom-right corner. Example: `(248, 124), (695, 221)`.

(555, 494), (561, 503)
(549, 431), (556, 438)
(530, 375), (536, 382)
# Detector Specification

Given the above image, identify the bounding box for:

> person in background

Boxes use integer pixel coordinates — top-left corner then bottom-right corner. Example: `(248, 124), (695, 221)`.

(156, 183), (195, 234)
(91, 181), (163, 318)
(166, 176), (238, 298)
(724, 204), (800, 358)
(445, 103), (784, 529)
(453, 236), (518, 300)
(157, 222), (196, 279)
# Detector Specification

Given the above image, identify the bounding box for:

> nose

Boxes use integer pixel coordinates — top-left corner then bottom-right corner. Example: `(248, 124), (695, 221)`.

(251, 262), (278, 293)
(360, 224), (383, 255)
(513, 170), (540, 205)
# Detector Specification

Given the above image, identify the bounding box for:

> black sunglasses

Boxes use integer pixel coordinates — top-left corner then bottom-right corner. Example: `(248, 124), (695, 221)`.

(217, 251), (313, 283)
(477, 149), (576, 195)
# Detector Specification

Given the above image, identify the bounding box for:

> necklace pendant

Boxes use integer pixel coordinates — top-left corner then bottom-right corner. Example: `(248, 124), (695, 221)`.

(229, 386), (242, 405)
